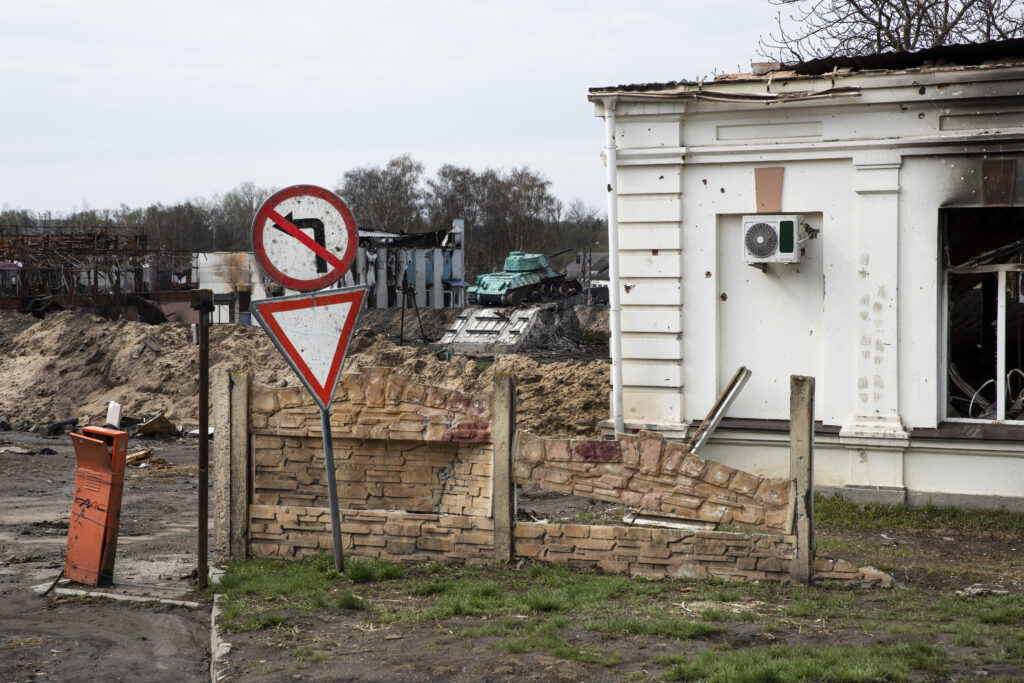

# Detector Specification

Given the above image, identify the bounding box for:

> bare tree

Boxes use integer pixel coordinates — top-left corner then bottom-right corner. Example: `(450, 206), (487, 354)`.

(760, 0), (1024, 62)
(424, 164), (479, 231)
(213, 181), (274, 250)
(337, 154), (426, 233)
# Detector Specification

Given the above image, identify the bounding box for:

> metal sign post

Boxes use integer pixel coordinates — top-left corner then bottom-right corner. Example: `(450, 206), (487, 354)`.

(320, 409), (343, 571)
(249, 185), (361, 573)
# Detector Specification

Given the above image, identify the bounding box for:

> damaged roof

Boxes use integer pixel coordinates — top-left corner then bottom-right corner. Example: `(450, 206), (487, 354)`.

(793, 36), (1024, 76)
(590, 36), (1024, 95)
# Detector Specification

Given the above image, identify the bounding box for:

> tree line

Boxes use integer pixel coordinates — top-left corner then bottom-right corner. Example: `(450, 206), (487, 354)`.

(1, 156), (606, 278)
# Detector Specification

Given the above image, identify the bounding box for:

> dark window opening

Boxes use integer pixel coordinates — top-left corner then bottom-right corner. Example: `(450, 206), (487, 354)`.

(943, 208), (1024, 420)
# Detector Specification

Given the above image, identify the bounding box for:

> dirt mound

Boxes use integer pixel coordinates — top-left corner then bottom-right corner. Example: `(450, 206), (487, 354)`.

(574, 305), (609, 342)
(347, 329), (610, 437)
(0, 310), (296, 432)
(0, 312), (610, 438)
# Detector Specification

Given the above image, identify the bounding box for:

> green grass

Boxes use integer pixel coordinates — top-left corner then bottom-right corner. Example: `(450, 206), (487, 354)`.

(521, 589), (566, 613)
(456, 614), (619, 667)
(344, 557), (406, 583)
(816, 538), (926, 559)
(406, 577), (452, 596)
(292, 645), (333, 663)
(223, 612), (290, 634)
(217, 553), (401, 631)
(782, 585), (857, 619)
(815, 494), (1024, 532)
(217, 555), (1022, 678)
(334, 591), (369, 611)
(881, 589), (1024, 627)
(659, 642), (948, 682)
(589, 615), (727, 640)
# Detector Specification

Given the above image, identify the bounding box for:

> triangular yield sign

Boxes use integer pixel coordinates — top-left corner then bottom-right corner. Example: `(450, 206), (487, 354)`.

(251, 287), (367, 409)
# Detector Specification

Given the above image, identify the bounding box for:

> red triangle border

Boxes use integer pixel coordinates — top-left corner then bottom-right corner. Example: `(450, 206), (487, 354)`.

(252, 288), (366, 408)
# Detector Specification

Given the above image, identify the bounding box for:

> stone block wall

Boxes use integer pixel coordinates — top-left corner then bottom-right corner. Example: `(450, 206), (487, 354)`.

(249, 368), (494, 517)
(250, 366), (491, 443)
(514, 524), (796, 581)
(215, 367), (892, 588)
(515, 430), (795, 534)
(252, 438), (492, 517)
(249, 505), (495, 564)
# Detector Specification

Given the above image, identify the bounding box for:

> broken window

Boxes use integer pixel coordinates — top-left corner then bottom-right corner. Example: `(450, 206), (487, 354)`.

(944, 208), (1024, 421)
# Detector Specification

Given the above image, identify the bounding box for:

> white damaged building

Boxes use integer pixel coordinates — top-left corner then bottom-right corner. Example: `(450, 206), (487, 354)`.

(590, 38), (1024, 510)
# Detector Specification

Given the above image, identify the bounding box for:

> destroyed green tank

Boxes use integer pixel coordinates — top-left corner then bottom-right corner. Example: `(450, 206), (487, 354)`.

(467, 248), (582, 306)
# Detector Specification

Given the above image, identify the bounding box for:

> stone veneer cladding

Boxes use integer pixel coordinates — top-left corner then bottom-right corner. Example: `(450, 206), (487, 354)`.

(238, 368), (891, 587)
(515, 430), (796, 534)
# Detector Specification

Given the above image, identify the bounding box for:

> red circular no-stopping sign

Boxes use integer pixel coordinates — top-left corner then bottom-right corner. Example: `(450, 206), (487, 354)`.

(251, 185), (358, 291)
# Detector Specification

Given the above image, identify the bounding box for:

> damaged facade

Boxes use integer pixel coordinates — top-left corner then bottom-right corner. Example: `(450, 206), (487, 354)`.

(589, 39), (1024, 510)
(0, 224), (193, 321)
(195, 220), (467, 324)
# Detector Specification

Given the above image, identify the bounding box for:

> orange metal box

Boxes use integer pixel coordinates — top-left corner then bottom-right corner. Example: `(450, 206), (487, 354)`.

(64, 427), (128, 586)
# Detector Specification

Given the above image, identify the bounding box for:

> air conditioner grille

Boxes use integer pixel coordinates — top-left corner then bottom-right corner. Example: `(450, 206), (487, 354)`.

(744, 222), (778, 259)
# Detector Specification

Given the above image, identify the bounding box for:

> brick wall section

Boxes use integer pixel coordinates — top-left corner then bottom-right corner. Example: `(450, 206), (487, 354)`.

(250, 366), (492, 443)
(514, 523), (795, 581)
(238, 368), (892, 588)
(814, 558), (894, 588)
(249, 504), (495, 565)
(514, 523), (892, 586)
(514, 430), (795, 534)
(249, 367), (493, 516)
(252, 437), (492, 516)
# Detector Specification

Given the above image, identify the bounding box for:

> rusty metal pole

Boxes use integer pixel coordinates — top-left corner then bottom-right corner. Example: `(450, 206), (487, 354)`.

(192, 289), (213, 590)
(198, 306), (209, 590)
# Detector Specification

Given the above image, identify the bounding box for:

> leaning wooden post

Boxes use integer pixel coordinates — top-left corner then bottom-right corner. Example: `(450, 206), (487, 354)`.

(789, 375), (815, 583)
(492, 373), (516, 563)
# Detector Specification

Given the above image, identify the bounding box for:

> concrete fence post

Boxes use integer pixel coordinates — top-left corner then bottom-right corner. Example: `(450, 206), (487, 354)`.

(789, 375), (815, 583)
(492, 373), (516, 563)
(212, 370), (251, 562)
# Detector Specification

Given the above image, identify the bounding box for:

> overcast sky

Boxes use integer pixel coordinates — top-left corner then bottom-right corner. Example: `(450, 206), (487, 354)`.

(2, 1), (781, 216)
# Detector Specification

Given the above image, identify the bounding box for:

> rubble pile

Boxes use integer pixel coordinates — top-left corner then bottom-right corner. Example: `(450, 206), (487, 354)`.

(0, 310), (611, 437)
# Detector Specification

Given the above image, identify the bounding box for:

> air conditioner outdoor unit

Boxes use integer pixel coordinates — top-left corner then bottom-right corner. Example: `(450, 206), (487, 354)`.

(741, 214), (803, 265)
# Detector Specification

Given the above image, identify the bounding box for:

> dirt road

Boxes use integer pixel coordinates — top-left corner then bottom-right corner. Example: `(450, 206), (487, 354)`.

(0, 431), (209, 682)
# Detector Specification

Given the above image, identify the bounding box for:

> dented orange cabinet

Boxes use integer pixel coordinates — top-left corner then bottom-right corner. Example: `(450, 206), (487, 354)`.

(64, 427), (128, 586)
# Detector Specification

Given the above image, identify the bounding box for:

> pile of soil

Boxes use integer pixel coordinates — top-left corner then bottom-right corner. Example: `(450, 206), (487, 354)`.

(0, 311), (296, 432)
(0, 310), (610, 438)
(347, 330), (610, 437)
(574, 305), (610, 344)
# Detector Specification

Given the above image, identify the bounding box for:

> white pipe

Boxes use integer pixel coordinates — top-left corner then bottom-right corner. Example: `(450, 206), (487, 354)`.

(997, 269), (1007, 420)
(603, 96), (625, 434)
